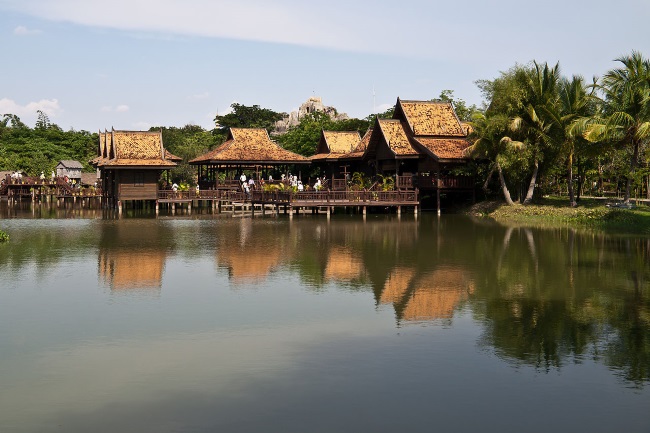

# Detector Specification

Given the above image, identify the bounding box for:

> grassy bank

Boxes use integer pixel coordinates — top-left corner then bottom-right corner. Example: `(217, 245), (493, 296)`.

(468, 197), (650, 235)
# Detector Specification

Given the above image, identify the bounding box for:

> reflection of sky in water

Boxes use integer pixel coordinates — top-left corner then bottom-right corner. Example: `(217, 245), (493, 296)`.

(0, 216), (648, 432)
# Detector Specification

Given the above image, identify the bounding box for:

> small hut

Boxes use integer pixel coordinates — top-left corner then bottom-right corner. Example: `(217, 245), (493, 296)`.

(56, 160), (83, 182)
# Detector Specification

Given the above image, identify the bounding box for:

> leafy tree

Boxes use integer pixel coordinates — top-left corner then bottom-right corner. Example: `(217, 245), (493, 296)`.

(468, 113), (518, 204)
(583, 51), (650, 203)
(214, 103), (285, 134)
(151, 124), (220, 185)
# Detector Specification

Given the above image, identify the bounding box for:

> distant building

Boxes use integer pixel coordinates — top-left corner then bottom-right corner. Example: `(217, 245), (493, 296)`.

(56, 160), (83, 181)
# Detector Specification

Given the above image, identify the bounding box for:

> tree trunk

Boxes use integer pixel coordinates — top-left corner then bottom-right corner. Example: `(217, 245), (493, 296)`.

(496, 161), (515, 206)
(523, 159), (539, 204)
(624, 140), (640, 203)
(483, 164), (495, 193)
(567, 152), (577, 207)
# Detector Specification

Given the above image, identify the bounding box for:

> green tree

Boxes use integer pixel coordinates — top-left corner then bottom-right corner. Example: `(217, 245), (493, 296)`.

(434, 89), (481, 121)
(545, 76), (595, 206)
(467, 112), (517, 205)
(584, 51), (650, 203)
(214, 103), (285, 134)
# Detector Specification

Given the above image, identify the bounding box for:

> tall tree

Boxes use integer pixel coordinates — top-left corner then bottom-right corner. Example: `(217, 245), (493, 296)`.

(584, 51), (650, 203)
(511, 62), (562, 203)
(546, 76), (594, 206)
(214, 103), (285, 134)
(467, 113), (518, 205)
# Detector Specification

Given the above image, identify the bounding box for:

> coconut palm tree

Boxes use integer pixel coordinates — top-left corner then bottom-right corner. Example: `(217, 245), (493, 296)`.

(511, 62), (562, 204)
(467, 113), (518, 205)
(546, 75), (594, 206)
(585, 51), (650, 203)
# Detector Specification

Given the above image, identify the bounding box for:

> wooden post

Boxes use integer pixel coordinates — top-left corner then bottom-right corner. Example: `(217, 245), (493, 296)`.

(118, 200), (122, 215)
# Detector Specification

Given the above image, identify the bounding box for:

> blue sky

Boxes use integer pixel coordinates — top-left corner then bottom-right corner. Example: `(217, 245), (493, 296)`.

(0, 0), (648, 131)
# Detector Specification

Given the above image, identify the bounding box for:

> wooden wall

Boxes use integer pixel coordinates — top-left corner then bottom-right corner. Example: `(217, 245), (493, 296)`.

(116, 170), (160, 201)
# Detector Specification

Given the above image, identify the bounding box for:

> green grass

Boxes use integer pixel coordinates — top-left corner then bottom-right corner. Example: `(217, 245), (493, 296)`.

(0, 230), (8, 242)
(469, 197), (650, 235)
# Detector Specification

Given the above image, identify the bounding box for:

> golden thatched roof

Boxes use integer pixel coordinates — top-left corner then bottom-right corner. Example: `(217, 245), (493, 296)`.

(190, 128), (309, 165)
(376, 119), (417, 156)
(95, 130), (176, 169)
(397, 99), (465, 137)
(413, 138), (471, 160)
(322, 131), (361, 154)
(339, 128), (373, 160)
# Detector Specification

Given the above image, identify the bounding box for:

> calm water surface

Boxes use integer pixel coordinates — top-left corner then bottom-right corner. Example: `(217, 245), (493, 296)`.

(0, 206), (648, 432)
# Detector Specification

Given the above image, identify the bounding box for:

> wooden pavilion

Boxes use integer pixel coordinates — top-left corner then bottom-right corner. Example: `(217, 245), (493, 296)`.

(190, 128), (310, 190)
(91, 129), (177, 209)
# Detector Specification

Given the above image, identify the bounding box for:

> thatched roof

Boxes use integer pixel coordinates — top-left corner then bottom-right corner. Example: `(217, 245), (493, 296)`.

(413, 137), (471, 161)
(311, 130), (361, 161)
(396, 99), (465, 137)
(93, 129), (176, 169)
(338, 128), (373, 160)
(190, 128), (309, 165)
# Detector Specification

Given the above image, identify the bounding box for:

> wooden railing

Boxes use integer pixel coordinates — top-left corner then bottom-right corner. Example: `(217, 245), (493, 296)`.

(251, 189), (418, 204)
(414, 175), (474, 189)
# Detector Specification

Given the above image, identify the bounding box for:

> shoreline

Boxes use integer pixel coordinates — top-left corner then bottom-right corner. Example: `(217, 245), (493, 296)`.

(466, 197), (650, 235)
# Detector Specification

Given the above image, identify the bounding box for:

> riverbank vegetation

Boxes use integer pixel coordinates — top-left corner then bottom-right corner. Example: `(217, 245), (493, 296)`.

(0, 230), (8, 242)
(470, 196), (650, 234)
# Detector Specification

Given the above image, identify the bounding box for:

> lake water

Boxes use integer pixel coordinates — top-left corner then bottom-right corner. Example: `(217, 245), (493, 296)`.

(0, 205), (648, 432)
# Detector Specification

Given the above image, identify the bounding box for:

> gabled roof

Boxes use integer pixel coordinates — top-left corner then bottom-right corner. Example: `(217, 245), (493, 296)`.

(190, 128), (309, 165)
(375, 119), (418, 157)
(322, 130), (360, 154)
(164, 149), (183, 162)
(396, 98), (465, 137)
(96, 130), (176, 168)
(311, 130), (361, 161)
(338, 128), (373, 160)
(57, 160), (84, 169)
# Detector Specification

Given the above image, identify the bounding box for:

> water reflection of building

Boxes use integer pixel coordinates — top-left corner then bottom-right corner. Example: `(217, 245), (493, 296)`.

(215, 220), (289, 284)
(380, 266), (474, 323)
(324, 246), (366, 282)
(98, 221), (173, 292)
(98, 250), (166, 291)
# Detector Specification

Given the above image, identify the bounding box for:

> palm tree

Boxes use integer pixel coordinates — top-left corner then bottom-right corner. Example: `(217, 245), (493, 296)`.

(467, 113), (517, 205)
(546, 76), (594, 206)
(585, 51), (650, 203)
(511, 62), (561, 204)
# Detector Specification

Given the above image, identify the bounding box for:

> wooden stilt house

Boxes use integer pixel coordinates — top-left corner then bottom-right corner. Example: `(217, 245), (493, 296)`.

(91, 129), (177, 207)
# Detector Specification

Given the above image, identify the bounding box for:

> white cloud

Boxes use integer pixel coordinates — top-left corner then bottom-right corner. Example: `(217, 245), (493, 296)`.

(0, 0), (391, 55)
(189, 92), (210, 100)
(132, 121), (153, 130)
(374, 103), (393, 114)
(13, 25), (42, 36)
(0, 98), (61, 118)
(101, 105), (130, 113)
